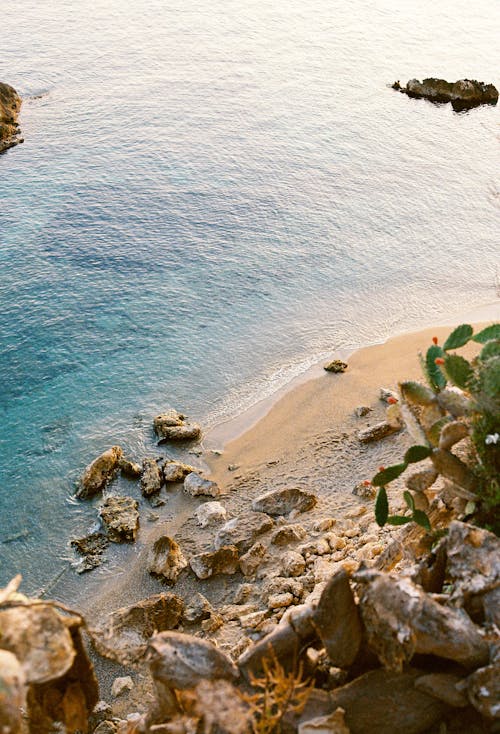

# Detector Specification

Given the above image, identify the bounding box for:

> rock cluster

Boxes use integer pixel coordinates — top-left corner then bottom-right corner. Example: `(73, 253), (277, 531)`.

(393, 77), (499, 110)
(0, 82), (23, 153)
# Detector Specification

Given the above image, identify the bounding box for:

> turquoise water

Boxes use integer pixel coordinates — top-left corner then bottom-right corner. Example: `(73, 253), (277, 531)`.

(1, 0), (499, 596)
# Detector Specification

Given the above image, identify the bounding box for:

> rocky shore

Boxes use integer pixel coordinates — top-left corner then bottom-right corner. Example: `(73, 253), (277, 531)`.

(0, 82), (23, 153)
(392, 78), (498, 111)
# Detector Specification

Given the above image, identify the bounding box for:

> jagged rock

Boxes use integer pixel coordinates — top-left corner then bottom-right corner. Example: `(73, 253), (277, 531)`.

(357, 421), (401, 443)
(183, 472), (221, 497)
(195, 501), (227, 527)
(399, 77), (499, 110)
(182, 593), (213, 624)
(119, 457), (142, 478)
(281, 551), (306, 577)
(0, 604), (75, 684)
(466, 663), (500, 718)
(405, 468), (438, 493)
(445, 521), (500, 601)
(163, 460), (197, 482)
(313, 518), (336, 532)
(239, 542), (268, 577)
(328, 668), (447, 734)
(111, 676), (133, 698)
(77, 446), (123, 499)
(0, 649), (25, 734)
(149, 631), (238, 689)
(154, 409), (185, 434)
(215, 512), (274, 552)
(252, 487), (317, 516)
(90, 593), (184, 665)
(324, 360), (348, 373)
(71, 532), (109, 573)
(220, 603), (258, 621)
(299, 707), (351, 734)
(141, 457), (164, 496)
(414, 673), (468, 708)
(313, 570), (362, 668)
(98, 496), (139, 542)
(147, 536), (188, 584)
(89, 700), (113, 729)
(157, 424), (202, 443)
(190, 546), (239, 579)
(0, 82), (23, 153)
(271, 524), (307, 546)
(356, 569), (489, 671)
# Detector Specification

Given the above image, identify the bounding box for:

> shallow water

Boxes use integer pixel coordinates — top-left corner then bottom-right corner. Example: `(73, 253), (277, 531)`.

(1, 0), (499, 596)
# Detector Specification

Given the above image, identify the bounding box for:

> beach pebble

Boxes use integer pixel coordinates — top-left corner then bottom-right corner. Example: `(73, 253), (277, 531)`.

(252, 487), (317, 516)
(147, 536), (188, 584)
(195, 501), (227, 527)
(184, 472), (221, 498)
(353, 481), (376, 499)
(313, 518), (336, 532)
(325, 533), (347, 551)
(189, 546), (239, 580)
(201, 613), (224, 633)
(141, 457), (163, 496)
(298, 707), (351, 734)
(271, 524), (307, 546)
(299, 538), (331, 557)
(111, 676), (133, 698)
(281, 551), (306, 578)
(240, 542), (268, 577)
(239, 611), (268, 630)
(268, 592), (294, 610)
(345, 506), (367, 519)
(265, 577), (303, 600)
(215, 512), (274, 552)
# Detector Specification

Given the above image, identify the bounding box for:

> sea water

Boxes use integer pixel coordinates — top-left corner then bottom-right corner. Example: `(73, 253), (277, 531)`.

(1, 0), (499, 597)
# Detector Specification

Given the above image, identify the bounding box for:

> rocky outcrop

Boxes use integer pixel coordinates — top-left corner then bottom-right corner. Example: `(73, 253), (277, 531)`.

(393, 78), (499, 110)
(70, 532), (109, 573)
(98, 495), (139, 542)
(162, 460), (197, 483)
(0, 82), (22, 153)
(154, 410), (201, 443)
(76, 446), (123, 499)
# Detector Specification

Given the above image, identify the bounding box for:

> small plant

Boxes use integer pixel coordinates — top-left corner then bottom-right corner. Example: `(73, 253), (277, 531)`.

(372, 323), (500, 534)
(240, 651), (313, 734)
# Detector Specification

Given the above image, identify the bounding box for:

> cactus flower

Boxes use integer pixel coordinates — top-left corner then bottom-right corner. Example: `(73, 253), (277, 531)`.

(363, 479), (371, 486)
(485, 433), (499, 445)
(378, 466), (385, 472)
(432, 336), (438, 345)
(435, 357), (445, 365)
(387, 396), (398, 404)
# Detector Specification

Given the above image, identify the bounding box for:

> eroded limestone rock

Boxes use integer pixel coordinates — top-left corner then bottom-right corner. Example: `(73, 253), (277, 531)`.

(77, 446), (123, 499)
(183, 472), (221, 498)
(252, 487), (317, 516)
(239, 542), (268, 577)
(215, 512), (274, 552)
(195, 501), (227, 527)
(397, 77), (499, 110)
(445, 521), (500, 601)
(163, 460), (197, 483)
(71, 532), (109, 573)
(98, 496), (139, 542)
(271, 524), (307, 546)
(141, 457), (164, 497)
(190, 546), (239, 579)
(147, 536), (188, 584)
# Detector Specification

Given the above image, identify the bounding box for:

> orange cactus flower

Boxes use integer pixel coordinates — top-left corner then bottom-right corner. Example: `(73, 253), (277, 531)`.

(435, 357), (445, 365)
(432, 336), (438, 345)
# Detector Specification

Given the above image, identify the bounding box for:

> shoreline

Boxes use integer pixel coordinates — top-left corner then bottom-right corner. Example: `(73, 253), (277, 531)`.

(73, 301), (498, 624)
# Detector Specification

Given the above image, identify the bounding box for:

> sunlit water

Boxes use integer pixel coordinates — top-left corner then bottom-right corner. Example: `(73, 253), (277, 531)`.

(1, 0), (499, 598)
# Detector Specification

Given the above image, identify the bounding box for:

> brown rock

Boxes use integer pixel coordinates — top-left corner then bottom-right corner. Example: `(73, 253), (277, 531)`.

(90, 593), (183, 664)
(98, 495), (139, 542)
(324, 360), (348, 373)
(147, 536), (188, 584)
(149, 631), (238, 689)
(190, 546), (239, 579)
(313, 570), (362, 668)
(445, 521), (500, 601)
(71, 532), (109, 573)
(299, 707), (351, 734)
(466, 663), (500, 719)
(162, 460), (197, 482)
(0, 650), (25, 734)
(271, 524), (307, 546)
(0, 82), (23, 153)
(141, 457), (164, 496)
(183, 472), (221, 497)
(239, 542), (268, 577)
(356, 570), (489, 671)
(119, 457), (142, 478)
(157, 424), (201, 442)
(414, 673), (468, 708)
(77, 446), (123, 499)
(215, 512), (274, 552)
(281, 551), (307, 577)
(357, 421), (400, 443)
(252, 487), (317, 516)
(238, 623), (306, 679)
(329, 668), (447, 734)
(405, 467), (438, 493)
(153, 409), (185, 433)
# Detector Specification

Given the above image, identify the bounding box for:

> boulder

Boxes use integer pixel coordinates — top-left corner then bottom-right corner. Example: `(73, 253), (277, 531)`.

(111, 676), (133, 698)
(299, 707), (351, 734)
(239, 542), (268, 577)
(0, 82), (23, 153)
(119, 457), (142, 478)
(147, 536), (188, 584)
(0, 650), (25, 734)
(356, 569), (489, 671)
(156, 418), (202, 443)
(182, 593), (213, 624)
(252, 487), (317, 516)
(162, 460), (197, 483)
(445, 521), (500, 601)
(398, 77), (498, 110)
(98, 496), (139, 542)
(141, 457), (163, 497)
(183, 472), (221, 497)
(77, 446), (123, 499)
(414, 673), (468, 708)
(90, 593), (184, 665)
(190, 546), (239, 579)
(149, 631), (238, 689)
(281, 551), (307, 577)
(153, 409), (186, 433)
(271, 524), (307, 546)
(215, 512), (274, 552)
(71, 532), (109, 573)
(195, 501), (228, 527)
(324, 360), (348, 373)
(313, 570), (362, 668)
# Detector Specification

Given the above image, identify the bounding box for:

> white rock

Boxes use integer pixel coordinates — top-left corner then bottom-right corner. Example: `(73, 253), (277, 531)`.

(195, 501), (227, 528)
(184, 473), (221, 497)
(111, 676), (133, 698)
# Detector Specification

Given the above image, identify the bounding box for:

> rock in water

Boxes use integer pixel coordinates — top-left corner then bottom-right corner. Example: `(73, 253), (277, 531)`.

(147, 536), (188, 584)
(148, 631), (238, 689)
(98, 496), (139, 542)
(154, 410), (201, 442)
(395, 77), (498, 110)
(71, 532), (109, 573)
(77, 446), (123, 499)
(141, 457), (164, 497)
(90, 593), (184, 665)
(0, 82), (22, 153)
(163, 460), (197, 482)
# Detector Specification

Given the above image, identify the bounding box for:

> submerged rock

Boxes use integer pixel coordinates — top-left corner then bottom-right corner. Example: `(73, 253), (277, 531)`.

(71, 532), (109, 573)
(98, 496), (139, 542)
(395, 77), (498, 110)
(183, 472), (221, 497)
(149, 631), (238, 690)
(90, 593), (184, 665)
(252, 487), (317, 516)
(77, 446), (123, 499)
(147, 536), (188, 584)
(119, 457), (142, 479)
(0, 82), (23, 153)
